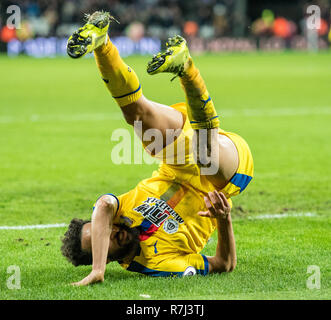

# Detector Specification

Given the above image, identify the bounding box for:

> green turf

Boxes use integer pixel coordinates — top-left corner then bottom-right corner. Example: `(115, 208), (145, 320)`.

(0, 52), (330, 300)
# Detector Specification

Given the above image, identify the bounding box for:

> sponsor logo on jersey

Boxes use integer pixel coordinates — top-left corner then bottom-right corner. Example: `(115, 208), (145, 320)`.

(133, 197), (184, 233)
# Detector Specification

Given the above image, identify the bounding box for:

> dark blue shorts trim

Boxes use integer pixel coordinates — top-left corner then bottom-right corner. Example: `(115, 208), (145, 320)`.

(230, 173), (253, 193)
(127, 257), (209, 277)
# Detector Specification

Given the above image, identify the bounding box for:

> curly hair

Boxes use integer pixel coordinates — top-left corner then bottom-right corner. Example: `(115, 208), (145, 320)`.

(61, 219), (141, 266)
(61, 218), (92, 266)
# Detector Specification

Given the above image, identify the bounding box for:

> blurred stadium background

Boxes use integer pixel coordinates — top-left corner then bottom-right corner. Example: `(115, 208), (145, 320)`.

(0, 0), (330, 57)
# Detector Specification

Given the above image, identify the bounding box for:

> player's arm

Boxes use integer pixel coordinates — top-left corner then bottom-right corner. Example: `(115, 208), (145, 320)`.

(198, 191), (237, 273)
(72, 195), (118, 286)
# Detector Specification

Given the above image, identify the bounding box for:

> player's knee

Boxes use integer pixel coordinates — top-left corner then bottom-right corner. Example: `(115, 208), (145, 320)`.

(122, 111), (140, 125)
(121, 102), (145, 126)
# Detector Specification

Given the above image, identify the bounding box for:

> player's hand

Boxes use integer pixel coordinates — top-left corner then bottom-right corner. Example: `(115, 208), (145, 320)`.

(71, 269), (104, 287)
(198, 191), (231, 220)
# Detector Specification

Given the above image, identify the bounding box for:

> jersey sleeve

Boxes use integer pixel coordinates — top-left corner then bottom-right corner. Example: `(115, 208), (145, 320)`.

(92, 189), (140, 224)
(126, 253), (209, 277)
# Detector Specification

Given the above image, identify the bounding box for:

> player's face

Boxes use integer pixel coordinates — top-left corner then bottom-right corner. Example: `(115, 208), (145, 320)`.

(80, 223), (135, 262)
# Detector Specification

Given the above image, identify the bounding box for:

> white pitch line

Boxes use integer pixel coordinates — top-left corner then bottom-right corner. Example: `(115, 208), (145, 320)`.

(0, 223), (67, 230)
(247, 212), (317, 220)
(0, 212), (318, 230)
(0, 113), (122, 124)
(0, 107), (330, 124)
(222, 107), (331, 118)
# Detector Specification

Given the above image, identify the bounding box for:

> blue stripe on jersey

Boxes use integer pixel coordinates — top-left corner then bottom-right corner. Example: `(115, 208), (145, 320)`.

(127, 259), (209, 277)
(140, 219), (153, 231)
(230, 173), (253, 193)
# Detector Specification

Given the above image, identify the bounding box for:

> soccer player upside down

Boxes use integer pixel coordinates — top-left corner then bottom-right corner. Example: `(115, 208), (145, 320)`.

(61, 11), (254, 286)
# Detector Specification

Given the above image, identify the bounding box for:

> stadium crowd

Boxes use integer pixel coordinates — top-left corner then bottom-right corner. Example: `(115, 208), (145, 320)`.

(0, 0), (330, 50)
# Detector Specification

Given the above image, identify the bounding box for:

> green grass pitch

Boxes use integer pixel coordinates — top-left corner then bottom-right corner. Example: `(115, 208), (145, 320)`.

(0, 51), (330, 300)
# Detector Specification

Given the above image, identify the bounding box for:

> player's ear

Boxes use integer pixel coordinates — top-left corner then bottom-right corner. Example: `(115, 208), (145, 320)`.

(110, 225), (120, 241)
(112, 224), (120, 232)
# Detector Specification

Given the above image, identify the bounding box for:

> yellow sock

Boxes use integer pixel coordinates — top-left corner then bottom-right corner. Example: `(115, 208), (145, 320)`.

(94, 39), (142, 107)
(180, 58), (219, 130)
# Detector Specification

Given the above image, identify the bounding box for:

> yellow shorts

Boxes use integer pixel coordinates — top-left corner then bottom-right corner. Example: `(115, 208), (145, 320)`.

(218, 129), (254, 198)
(149, 102), (254, 205)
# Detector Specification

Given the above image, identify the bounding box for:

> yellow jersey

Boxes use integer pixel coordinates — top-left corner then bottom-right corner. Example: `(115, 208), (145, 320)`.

(104, 103), (254, 276)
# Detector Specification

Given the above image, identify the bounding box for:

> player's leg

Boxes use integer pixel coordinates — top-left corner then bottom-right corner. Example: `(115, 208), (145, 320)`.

(147, 36), (219, 130)
(147, 36), (239, 187)
(93, 40), (184, 147)
(67, 11), (184, 152)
